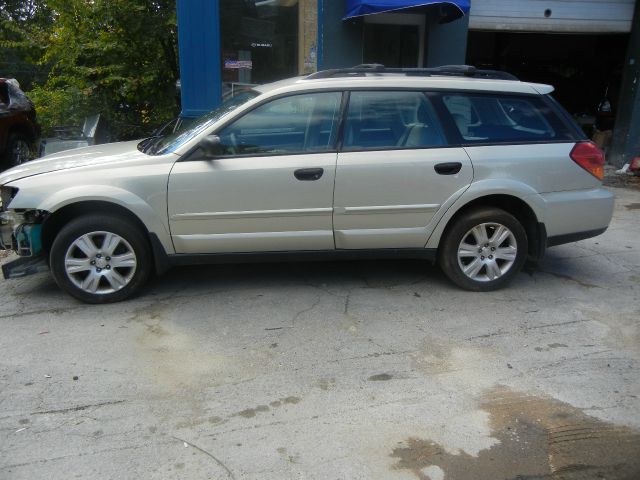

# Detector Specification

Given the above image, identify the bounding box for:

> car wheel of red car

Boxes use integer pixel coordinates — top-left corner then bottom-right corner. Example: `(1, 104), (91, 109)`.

(7, 133), (32, 166)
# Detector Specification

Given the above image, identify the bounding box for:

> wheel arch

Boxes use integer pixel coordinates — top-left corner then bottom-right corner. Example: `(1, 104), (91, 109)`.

(41, 201), (150, 256)
(431, 193), (546, 262)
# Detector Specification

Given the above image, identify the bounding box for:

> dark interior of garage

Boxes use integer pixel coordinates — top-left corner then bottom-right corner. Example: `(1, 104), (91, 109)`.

(466, 31), (629, 136)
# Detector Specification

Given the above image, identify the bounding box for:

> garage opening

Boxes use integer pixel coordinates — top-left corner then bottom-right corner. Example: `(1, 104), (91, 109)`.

(466, 32), (629, 140)
(363, 23), (421, 68)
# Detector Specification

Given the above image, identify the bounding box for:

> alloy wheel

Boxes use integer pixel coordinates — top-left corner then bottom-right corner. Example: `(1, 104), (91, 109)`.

(64, 231), (137, 294)
(457, 222), (518, 282)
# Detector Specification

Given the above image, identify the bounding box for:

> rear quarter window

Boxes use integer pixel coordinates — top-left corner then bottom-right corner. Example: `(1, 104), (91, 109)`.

(440, 93), (576, 144)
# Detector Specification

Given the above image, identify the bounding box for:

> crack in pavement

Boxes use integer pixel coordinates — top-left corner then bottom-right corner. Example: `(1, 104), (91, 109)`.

(0, 306), (85, 320)
(466, 318), (593, 342)
(31, 400), (126, 415)
(538, 270), (604, 289)
(171, 436), (236, 479)
(1, 441), (173, 470)
(292, 296), (323, 325)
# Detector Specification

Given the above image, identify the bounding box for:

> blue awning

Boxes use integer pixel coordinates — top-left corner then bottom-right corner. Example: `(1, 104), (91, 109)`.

(343, 0), (470, 22)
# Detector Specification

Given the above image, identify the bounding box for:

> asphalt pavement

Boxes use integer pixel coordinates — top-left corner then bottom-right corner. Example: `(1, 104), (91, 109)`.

(1, 186), (639, 480)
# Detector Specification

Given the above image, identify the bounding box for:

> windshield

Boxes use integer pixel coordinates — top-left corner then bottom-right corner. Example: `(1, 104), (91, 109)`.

(139, 90), (260, 155)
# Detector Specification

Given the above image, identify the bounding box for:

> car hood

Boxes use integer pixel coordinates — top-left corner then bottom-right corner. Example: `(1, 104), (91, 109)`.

(0, 140), (147, 185)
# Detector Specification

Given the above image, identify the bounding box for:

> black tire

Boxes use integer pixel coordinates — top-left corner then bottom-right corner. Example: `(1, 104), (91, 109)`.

(438, 207), (528, 291)
(49, 214), (151, 303)
(5, 132), (32, 167)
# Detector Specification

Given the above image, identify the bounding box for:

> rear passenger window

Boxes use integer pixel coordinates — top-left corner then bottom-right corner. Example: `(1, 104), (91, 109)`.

(343, 91), (446, 151)
(442, 93), (574, 144)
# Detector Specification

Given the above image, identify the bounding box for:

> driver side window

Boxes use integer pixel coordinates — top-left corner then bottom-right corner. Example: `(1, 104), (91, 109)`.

(217, 92), (342, 156)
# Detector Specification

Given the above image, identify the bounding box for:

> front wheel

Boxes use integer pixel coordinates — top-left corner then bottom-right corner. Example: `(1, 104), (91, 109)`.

(6, 133), (32, 167)
(50, 215), (152, 303)
(438, 207), (528, 291)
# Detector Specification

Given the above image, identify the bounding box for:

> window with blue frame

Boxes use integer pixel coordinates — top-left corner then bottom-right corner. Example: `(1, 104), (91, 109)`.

(220, 0), (299, 99)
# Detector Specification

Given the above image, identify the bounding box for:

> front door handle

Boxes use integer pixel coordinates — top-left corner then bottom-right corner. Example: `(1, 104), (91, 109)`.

(434, 162), (462, 175)
(294, 168), (324, 181)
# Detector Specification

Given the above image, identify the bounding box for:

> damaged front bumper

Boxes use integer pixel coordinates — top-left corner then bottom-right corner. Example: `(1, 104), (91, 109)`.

(1, 210), (48, 279)
(1, 255), (49, 279)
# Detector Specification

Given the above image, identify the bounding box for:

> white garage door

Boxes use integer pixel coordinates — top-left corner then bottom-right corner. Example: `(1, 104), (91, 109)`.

(469, 0), (635, 33)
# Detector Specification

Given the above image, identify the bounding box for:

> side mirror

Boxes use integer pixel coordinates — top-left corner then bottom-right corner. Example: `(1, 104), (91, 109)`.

(199, 134), (223, 158)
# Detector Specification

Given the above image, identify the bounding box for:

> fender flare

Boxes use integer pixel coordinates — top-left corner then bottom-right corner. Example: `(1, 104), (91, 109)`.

(36, 185), (174, 254)
(425, 179), (546, 249)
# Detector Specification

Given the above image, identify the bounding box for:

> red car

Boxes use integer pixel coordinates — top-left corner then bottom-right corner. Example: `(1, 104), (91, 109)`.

(0, 78), (40, 169)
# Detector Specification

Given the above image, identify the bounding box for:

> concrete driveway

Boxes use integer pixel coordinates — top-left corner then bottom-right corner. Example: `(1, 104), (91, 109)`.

(1, 186), (639, 480)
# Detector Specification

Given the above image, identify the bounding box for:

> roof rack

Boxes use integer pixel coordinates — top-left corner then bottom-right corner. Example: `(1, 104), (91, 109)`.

(305, 64), (519, 81)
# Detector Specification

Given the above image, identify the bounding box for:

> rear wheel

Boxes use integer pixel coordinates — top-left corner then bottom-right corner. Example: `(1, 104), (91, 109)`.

(50, 215), (151, 303)
(439, 207), (527, 291)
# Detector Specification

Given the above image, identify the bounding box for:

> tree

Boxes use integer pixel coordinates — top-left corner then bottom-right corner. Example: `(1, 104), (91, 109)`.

(1, 0), (180, 139)
(0, 1), (52, 89)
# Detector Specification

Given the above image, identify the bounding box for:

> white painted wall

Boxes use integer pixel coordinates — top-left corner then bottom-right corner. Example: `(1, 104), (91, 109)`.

(469, 0), (635, 33)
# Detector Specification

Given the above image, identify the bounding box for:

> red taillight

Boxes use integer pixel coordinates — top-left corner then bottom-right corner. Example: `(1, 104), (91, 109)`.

(570, 141), (605, 180)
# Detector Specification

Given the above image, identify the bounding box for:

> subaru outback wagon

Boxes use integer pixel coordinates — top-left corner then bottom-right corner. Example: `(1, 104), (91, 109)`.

(0, 65), (614, 303)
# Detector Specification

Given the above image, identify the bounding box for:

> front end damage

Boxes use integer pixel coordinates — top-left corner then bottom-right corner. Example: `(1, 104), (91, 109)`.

(1, 189), (49, 279)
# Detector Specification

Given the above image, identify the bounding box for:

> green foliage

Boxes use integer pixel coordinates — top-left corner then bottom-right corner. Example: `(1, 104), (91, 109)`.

(1, 0), (180, 140)
(27, 85), (95, 136)
(0, 1), (52, 88)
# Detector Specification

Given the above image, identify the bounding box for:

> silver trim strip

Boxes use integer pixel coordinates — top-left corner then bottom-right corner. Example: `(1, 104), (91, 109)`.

(171, 207), (332, 221)
(172, 230), (334, 253)
(174, 230), (332, 241)
(341, 204), (440, 215)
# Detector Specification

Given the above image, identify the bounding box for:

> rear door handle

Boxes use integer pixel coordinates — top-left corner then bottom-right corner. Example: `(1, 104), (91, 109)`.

(294, 168), (324, 181)
(434, 162), (462, 175)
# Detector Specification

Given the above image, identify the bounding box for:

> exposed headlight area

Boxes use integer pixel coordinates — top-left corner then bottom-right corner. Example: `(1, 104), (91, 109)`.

(0, 210), (17, 251)
(0, 204), (50, 279)
(1, 210), (46, 253)
(0, 186), (46, 256)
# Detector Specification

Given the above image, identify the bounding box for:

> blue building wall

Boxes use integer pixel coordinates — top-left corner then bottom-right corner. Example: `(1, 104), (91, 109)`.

(176, 0), (221, 117)
(318, 1), (469, 69)
(611, 0), (640, 166)
(318, 0), (364, 69)
(425, 11), (469, 67)
(176, 1), (469, 116)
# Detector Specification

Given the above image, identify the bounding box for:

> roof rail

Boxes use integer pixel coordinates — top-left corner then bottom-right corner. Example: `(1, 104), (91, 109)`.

(305, 64), (518, 81)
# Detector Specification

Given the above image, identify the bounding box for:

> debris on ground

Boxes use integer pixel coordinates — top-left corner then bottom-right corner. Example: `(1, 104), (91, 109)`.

(604, 164), (640, 190)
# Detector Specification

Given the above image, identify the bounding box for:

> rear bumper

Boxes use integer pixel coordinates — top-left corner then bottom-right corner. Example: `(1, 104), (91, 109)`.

(547, 227), (608, 247)
(537, 187), (615, 240)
